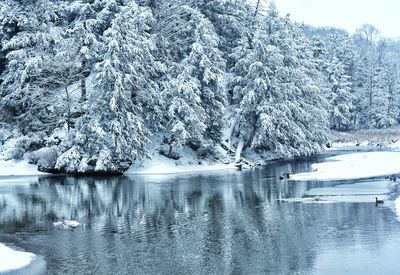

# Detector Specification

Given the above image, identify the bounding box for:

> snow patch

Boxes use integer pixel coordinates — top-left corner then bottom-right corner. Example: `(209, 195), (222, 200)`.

(53, 220), (81, 229)
(0, 159), (48, 177)
(64, 220), (80, 228)
(280, 180), (390, 204)
(330, 141), (359, 148)
(291, 152), (400, 181)
(305, 180), (390, 196)
(0, 243), (36, 273)
(396, 197), (400, 222)
(388, 140), (400, 150)
(127, 157), (235, 175)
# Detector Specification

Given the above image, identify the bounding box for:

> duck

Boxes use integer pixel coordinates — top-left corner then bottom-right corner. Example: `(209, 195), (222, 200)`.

(375, 197), (384, 206)
(279, 172), (292, 180)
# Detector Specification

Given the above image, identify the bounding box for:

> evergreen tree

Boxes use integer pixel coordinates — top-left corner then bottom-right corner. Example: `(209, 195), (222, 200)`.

(229, 4), (329, 159)
(0, 0), (61, 134)
(326, 57), (355, 130)
(55, 2), (160, 173)
(157, 2), (227, 157)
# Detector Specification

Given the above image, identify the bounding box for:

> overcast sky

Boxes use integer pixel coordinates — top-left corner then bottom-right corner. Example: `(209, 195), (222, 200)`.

(266, 0), (400, 38)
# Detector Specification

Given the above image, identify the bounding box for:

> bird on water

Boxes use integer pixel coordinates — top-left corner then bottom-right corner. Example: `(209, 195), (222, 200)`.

(375, 197), (384, 206)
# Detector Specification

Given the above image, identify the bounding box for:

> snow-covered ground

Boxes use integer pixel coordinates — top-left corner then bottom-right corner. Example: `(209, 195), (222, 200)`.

(291, 152), (400, 181)
(0, 243), (37, 273)
(327, 141), (370, 150)
(126, 154), (236, 175)
(286, 151), (400, 208)
(0, 159), (48, 177)
(330, 128), (400, 151)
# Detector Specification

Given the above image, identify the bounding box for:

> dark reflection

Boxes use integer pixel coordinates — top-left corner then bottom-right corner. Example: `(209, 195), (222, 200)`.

(0, 157), (400, 275)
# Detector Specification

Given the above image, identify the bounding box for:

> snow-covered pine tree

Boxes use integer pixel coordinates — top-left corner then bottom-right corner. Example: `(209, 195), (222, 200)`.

(58, 0), (100, 106)
(382, 41), (400, 126)
(196, 0), (254, 68)
(326, 57), (355, 130)
(157, 2), (227, 158)
(229, 3), (329, 159)
(54, 2), (160, 173)
(0, 0), (61, 134)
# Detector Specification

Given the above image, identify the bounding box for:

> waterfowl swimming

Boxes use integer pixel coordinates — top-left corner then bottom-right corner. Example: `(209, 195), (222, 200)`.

(375, 197), (384, 206)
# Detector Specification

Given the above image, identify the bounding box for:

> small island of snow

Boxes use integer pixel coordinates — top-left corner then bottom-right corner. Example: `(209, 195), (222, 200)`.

(291, 151), (400, 181)
(0, 243), (37, 273)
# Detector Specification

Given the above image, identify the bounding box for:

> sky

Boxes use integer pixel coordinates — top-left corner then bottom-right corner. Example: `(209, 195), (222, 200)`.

(263, 0), (400, 38)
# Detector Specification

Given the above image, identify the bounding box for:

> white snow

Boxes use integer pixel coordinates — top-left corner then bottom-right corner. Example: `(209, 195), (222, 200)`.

(388, 140), (400, 150)
(291, 152), (400, 181)
(0, 243), (36, 273)
(395, 197), (400, 221)
(329, 141), (359, 148)
(53, 221), (63, 227)
(0, 159), (48, 177)
(287, 152), (400, 204)
(304, 180), (389, 203)
(128, 161), (235, 175)
(127, 152), (236, 175)
(280, 180), (391, 204)
(53, 220), (81, 229)
(305, 180), (390, 196)
(64, 220), (80, 228)
(235, 139), (244, 163)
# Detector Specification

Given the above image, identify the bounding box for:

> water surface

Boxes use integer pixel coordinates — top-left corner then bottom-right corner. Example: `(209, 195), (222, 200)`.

(1, 155), (400, 274)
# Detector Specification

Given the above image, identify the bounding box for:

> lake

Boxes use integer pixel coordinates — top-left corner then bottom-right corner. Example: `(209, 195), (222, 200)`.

(1, 152), (400, 274)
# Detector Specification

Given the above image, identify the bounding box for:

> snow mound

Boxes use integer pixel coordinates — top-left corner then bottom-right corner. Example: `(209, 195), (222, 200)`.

(0, 243), (36, 273)
(127, 153), (235, 175)
(0, 159), (48, 177)
(389, 140), (400, 150)
(53, 220), (81, 229)
(291, 152), (400, 181)
(330, 141), (359, 148)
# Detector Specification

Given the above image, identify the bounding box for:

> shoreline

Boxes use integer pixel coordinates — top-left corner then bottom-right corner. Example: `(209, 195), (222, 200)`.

(1, 140), (399, 178)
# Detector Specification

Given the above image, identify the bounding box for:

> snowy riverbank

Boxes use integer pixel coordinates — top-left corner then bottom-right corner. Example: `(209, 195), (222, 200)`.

(0, 159), (48, 177)
(2, 127), (400, 177)
(126, 153), (236, 175)
(288, 151), (400, 209)
(291, 151), (400, 181)
(0, 243), (44, 274)
(330, 128), (400, 150)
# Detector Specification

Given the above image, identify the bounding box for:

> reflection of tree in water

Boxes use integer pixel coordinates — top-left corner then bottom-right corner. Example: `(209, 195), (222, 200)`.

(0, 165), (398, 274)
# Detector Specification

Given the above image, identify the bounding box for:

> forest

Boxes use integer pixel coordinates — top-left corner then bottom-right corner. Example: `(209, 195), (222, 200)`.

(0, 0), (399, 174)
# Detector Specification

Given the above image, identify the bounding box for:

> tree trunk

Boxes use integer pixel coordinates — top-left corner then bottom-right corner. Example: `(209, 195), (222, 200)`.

(235, 139), (244, 163)
(226, 115), (238, 149)
(65, 85), (71, 132)
(80, 60), (87, 111)
(254, 0), (261, 17)
(168, 145), (173, 157)
(80, 77), (86, 104)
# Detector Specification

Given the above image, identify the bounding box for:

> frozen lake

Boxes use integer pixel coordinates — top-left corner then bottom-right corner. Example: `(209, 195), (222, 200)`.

(1, 151), (400, 274)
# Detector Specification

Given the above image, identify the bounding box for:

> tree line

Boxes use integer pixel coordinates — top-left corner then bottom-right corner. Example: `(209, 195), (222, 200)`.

(0, 0), (399, 173)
